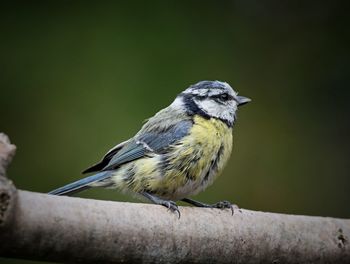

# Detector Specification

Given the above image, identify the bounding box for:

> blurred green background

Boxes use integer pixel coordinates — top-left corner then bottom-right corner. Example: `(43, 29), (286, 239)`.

(1, 1), (349, 263)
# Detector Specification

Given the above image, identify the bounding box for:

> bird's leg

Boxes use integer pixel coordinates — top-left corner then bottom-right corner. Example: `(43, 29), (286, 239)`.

(182, 198), (239, 215)
(142, 192), (180, 218)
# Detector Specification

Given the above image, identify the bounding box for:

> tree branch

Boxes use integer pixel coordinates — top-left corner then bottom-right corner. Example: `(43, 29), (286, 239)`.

(0, 133), (16, 178)
(0, 188), (349, 263)
(0, 133), (349, 263)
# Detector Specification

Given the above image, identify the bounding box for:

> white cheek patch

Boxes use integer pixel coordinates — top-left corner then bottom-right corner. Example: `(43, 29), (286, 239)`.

(197, 99), (220, 114)
(195, 99), (237, 124)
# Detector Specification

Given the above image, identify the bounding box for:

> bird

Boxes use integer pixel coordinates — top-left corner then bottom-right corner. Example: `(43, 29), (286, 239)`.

(49, 80), (251, 217)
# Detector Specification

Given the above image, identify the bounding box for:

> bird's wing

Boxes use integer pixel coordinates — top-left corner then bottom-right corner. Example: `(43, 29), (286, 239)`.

(102, 119), (193, 171)
(82, 140), (129, 174)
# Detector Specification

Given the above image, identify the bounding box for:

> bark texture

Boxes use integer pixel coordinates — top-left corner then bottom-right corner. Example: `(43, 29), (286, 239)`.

(0, 132), (349, 263)
(0, 133), (17, 232)
(0, 133), (16, 177)
(0, 189), (349, 263)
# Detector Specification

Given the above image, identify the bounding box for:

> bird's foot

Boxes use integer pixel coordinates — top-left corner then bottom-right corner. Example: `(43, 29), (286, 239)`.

(181, 198), (240, 215)
(143, 192), (181, 218)
(210, 200), (240, 215)
(160, 200), (181, 218)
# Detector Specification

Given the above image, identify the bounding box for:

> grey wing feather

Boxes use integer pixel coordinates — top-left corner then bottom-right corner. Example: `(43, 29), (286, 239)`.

(104, 140), (147, 169)
(137, 120), (192, 152)
(102, 119), (193, 171)
(104, 140), (130, 158)
(82, 140), (129, 174)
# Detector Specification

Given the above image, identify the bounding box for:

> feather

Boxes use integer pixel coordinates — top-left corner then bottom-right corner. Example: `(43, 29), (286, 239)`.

(48, 171), (111, 196)
(82, 140), (129, 174)
(102, 119), (193, 171)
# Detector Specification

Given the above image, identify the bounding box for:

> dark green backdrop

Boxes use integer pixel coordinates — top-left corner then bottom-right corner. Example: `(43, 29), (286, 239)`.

(1, 1), (349, 263)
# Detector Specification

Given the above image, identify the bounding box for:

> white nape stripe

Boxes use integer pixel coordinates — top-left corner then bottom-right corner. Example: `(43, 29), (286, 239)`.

(170, 97), (185, 110)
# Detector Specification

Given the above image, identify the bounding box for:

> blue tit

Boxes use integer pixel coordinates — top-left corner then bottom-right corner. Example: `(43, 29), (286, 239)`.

(49, 80), (251, 217)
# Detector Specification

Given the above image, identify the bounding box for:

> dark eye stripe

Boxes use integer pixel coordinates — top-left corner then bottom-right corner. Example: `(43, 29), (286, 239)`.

(182, 92), (233, 102)
(210, 93), (233, 101)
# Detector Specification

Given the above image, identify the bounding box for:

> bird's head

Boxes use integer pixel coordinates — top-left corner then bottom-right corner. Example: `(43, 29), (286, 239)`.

(172, 80), (251, 127)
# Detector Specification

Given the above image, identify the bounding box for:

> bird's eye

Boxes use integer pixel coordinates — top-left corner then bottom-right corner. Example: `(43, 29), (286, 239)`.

(220, 94), (229, 101)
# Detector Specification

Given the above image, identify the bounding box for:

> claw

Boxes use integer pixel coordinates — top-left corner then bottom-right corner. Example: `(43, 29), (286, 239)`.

(182, 198), (240, 216)
(163, 201), (181, 219)
(212, 200), (239, 215)
(142, 192), (181, 219)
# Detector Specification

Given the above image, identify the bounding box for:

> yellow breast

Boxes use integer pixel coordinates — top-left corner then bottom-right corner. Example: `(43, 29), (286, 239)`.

(111, 116), (233, 200)
(156, 115), (233, 199)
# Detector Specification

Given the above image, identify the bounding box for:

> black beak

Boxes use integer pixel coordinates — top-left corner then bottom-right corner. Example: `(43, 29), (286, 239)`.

(237, 95), (251, 106)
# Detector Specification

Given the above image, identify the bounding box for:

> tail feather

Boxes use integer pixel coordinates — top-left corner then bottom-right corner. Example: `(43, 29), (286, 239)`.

(48, 171), (111, 196)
